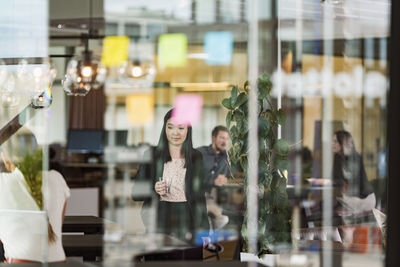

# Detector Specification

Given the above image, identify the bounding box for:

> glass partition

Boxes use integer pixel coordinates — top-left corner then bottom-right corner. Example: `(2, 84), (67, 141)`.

(0, 0), (388, 265)
(0, 0), (56, 264)
(275, 0), (389, 266)
(98, 0), (390, 266)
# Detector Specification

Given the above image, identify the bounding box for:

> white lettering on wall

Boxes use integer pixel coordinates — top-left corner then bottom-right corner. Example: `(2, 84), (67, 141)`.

(271, 66), (388, 103)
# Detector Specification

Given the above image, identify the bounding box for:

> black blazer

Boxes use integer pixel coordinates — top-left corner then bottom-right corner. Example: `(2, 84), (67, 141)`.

(332, 153), (374, 198)
(132, 146), (210, 234)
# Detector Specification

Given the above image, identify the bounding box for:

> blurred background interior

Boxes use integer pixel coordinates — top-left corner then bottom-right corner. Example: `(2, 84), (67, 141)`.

(0, 0), (392, 266)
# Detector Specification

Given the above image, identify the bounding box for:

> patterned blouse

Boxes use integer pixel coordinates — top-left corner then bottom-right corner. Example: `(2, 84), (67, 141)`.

(160, 158), (187, 202)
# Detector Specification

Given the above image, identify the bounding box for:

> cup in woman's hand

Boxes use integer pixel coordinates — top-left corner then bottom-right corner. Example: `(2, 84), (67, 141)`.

(164, 177), (172, 193)
(155, 181), (167, 195)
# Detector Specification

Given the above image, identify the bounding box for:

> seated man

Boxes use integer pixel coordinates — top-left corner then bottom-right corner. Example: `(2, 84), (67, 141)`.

(197, 126), (230, 229)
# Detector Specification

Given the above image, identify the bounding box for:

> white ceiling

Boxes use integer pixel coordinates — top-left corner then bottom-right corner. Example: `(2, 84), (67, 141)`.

(278, 0), (390, 40)
(48, 0), (391, 42)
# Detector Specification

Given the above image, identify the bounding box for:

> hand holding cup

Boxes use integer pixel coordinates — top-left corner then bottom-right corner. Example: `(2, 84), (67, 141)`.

(155, 180), (167, 195)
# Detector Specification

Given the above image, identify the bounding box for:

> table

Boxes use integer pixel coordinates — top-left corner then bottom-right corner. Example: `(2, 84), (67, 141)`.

(63, 215), (105, 234)
(0, 261), (261, 267)
(62, 234), (103, 261)
(62, 216), (106, 261)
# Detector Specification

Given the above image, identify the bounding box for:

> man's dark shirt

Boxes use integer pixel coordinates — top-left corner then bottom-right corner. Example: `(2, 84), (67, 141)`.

(197, 145), (229, 192)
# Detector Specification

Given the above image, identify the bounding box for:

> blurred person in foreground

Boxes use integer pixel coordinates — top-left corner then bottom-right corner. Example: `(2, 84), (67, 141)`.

(0, 131), (70, 263)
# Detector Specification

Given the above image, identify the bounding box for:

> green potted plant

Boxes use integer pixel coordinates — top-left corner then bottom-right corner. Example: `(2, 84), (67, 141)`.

(17, 149), (43, 208)
(222, 74), (292, 257)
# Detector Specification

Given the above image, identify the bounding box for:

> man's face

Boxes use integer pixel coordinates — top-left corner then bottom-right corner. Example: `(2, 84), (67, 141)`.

(212, 131), (229, 152)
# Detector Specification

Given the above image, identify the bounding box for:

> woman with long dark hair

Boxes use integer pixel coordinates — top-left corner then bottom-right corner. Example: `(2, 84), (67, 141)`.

(132, 109), (209, 247)
(332, 130), (375, 213)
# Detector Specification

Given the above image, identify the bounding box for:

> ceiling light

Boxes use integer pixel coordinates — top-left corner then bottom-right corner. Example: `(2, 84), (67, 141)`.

(81, 65), (93, 78)
(1, 92), (19, 107)
(0, 60), (8, 86)
(61, 0), (107, 96)
(117, 40), (156, 89)
(131, 65), (143, 78)
(119, 59), (155, 88)
(62, 50), (107, 96)
(0, 58), (18, 107)
(0, 59), (55, 108)
(30, 60), (55, 108)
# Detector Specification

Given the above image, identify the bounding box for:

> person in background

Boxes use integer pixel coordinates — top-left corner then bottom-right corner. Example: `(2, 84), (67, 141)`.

(132, 109), (209, 252)
(332, 130), (376, 214)
(197, 126), (230, 229)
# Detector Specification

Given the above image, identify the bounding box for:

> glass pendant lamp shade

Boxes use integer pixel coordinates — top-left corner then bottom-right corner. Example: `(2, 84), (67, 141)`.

(0, 59), (17, 107)
(0, 58), (55, 108)
(31, 87), (52, 109)
(0, 59), (8, 87)
(119, 59), (156, 88)
(118, 41), (156, 89)
(29, 60), (56, 108)
(62, 51), (107, 96)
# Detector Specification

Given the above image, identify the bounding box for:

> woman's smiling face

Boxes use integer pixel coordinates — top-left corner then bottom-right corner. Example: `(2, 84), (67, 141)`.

(332, 134), (341, 153)
(165, 119), (188, 147)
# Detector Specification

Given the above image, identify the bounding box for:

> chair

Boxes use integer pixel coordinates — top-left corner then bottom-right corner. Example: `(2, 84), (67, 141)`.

(203, 212), (226, 260)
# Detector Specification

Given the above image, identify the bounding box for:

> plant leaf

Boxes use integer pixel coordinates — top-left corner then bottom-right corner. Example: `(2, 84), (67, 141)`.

(257, 74), (272, 99)
(258, 138), (267, 152)
(258, 162), (268, 182)
(226, 111), (233, 129)
(242, 118), (249, 133)
(258, 117), (270, 137)
(240, 157), (248, 173)
(233, 108), (245, 123)
(237, 118), (243, 132)
(230, 86), (238, 107)
(228, 148), (238, 164)
(274, 139), (290, 156)
(277, 109), (286, 125)
(230, 125), (238, 138)
(222, 98), (232, 110)
(244, 80), (249, 93)
(274, 155), (289, 171)
(235, 92), (248, 108)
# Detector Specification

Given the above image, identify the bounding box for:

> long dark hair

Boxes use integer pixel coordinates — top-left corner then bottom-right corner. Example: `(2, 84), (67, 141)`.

(335, 130), (356, 156)
(156, 109), (194, 168)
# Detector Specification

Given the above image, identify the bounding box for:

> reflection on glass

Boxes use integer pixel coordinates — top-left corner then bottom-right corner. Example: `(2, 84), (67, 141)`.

(101, 0), (390, 265)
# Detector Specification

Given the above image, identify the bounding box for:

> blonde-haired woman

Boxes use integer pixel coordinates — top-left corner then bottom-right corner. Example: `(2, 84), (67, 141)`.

(0, 148), (70, 263)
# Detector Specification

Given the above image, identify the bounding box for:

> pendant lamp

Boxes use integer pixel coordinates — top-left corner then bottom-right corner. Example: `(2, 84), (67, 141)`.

(61, 0), (106, 96)
(118, 40), (155, 88)
(62, 50), (107, 96)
